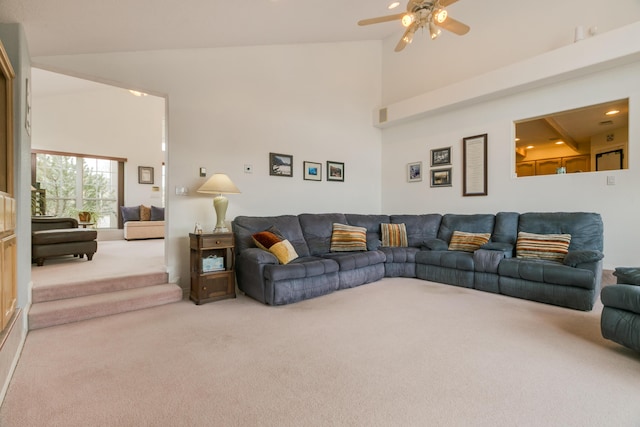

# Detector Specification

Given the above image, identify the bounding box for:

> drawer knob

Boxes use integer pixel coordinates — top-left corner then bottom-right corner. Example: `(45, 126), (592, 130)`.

(215, 240), (221, 244)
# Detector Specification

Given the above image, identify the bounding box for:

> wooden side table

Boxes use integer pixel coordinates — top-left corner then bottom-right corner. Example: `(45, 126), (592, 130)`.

(189, 232), (236, 305)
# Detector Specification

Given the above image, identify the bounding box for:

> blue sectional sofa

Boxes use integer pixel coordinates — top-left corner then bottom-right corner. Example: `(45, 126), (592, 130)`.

(232, 212), (604, 311)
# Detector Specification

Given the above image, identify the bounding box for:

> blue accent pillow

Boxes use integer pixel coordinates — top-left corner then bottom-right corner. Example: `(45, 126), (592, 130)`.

(150, 206), (165, 221)
(121, 205), (140, 223)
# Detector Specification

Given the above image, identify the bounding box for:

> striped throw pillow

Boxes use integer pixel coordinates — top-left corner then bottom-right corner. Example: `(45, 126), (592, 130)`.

(381, 223), (408, 247)
(516, 231), (571, 262)
(330, 223), (367, 252)
(448, 231), (491, 252)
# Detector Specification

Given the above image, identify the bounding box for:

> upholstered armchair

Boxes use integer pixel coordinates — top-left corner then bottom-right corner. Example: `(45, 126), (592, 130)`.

(600, 267), (640, 352)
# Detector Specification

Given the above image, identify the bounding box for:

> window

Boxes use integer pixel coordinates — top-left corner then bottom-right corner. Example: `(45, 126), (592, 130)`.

(33, 151), (125, 228)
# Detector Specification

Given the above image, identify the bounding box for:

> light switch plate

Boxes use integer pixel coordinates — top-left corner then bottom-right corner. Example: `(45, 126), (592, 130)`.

(607, 176), (615, 185)
(199, 167), (206, 177)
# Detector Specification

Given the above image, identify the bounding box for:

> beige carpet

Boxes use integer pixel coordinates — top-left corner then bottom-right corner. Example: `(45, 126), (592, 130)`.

(1, 276), (639, 426)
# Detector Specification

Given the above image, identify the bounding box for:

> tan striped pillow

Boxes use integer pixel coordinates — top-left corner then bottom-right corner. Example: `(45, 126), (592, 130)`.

(448, 231), (491, 252)
(516, 231), (571, 262)
(330, 223), (367, 252)
(381, 223), (408, 247)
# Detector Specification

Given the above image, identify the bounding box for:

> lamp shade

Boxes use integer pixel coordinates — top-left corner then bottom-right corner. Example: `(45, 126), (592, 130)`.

(197, 173), (241, 195)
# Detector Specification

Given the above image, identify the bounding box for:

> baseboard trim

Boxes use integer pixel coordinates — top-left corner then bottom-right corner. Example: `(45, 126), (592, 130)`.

(0, 307), (27, 406)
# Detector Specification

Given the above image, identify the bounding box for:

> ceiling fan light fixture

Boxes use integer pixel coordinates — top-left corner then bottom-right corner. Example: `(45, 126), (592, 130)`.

(403, 32), (414, 44)
(401, 13), (414, 27)
(434, 9), (448, 24)
(429, 21), (441, 39)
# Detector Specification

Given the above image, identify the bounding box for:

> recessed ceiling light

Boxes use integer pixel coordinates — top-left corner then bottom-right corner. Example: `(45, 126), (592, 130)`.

(606, 109), (620, 116)
(526, 145), (534, 149)
(515, 138), (520, 142)
(129, 90), (147, 97)
(555, 141), (564, 145)
(388, 2), (400, 9)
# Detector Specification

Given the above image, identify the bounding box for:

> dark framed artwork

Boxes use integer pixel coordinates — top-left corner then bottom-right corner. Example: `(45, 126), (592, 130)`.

(269, 153), (293, 177)
(303, 161), (322, 181)
(431, 168), (452, 187)
(326, 161), (344, 182)
(462, 134), (488, 196)
(138, 166), (154, 184)
(431, 147), (451, 166)
(407, 162), (422, 182)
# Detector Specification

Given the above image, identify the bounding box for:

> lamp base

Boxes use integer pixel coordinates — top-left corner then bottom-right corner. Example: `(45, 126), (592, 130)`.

(213, 226), (229, 233)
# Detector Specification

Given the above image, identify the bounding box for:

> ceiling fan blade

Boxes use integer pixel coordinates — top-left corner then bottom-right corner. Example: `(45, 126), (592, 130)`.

(358, 13), (405, 26)
(394, 23), (418, 52)
(438, 0), (459, 7)
(436, 16), (470, 35)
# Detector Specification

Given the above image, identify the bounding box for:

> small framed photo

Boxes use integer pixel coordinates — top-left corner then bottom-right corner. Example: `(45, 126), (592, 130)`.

(431, 147), (451, 166)
(269, 153), (293, 177)
(138, 166), (154, 184)
(407, 162), (422, 182)
(431, 168), (452, 187)
(303, 161), (322, 181)
(326, 161), (344, 182)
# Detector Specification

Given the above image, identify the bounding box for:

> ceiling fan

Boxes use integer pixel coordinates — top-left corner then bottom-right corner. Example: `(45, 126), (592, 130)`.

(358, 0), (470, 52)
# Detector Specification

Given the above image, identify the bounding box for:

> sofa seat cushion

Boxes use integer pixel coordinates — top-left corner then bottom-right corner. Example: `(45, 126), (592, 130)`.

(415, 250), (474, 271)
(498, 258), (594, 289)
(32, 228), (97, 245)
(264, 257), (338, 282)
(322, 250), (386, 272)
(379, 247), (420, 263)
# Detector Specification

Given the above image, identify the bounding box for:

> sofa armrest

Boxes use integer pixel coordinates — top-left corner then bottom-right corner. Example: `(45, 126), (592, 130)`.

(32, 217), (79, 232)
(613, 267), (640, 285)
(563, 250), (604, 267)
(421, 238), (448, 251)
(239, 248), (279, 265)
(480, 242), (514, 258)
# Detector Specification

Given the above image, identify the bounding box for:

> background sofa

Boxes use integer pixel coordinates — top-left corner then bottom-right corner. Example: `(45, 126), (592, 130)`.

(233, 212), (604, 310)
(121, 205), (165, 240)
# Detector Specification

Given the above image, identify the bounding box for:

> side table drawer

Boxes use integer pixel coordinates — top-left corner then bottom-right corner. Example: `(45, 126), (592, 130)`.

(200, 235), (233, 248)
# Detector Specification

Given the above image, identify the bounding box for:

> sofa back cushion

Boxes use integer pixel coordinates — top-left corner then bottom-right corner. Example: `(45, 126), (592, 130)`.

(492, 212), (519, 244)
(232, 215), (310, 257)
(345, 214), (390, 249)
(437, 214), (495, 243)
(299, 213), (348, 256)
(390, 214), (442, 247)
(517, 212), (603, 251)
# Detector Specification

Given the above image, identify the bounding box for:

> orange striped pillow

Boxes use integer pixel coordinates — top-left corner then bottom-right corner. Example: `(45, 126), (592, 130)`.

(516, 231), (571, 262)
(381, 223), (408, 247)
(330, 223), (367, 252)
(448, 231), (491, 252)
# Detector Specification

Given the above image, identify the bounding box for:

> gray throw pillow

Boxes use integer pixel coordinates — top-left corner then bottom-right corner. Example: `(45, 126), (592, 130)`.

(150, 205), (165, 221)
(422, 238), (448, 251)
(563, 250), (604, 267)
(121, 205), (140, 223)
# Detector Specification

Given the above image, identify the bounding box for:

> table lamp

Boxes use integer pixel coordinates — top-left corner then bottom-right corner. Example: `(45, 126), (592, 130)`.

(196, 173), (241, 233)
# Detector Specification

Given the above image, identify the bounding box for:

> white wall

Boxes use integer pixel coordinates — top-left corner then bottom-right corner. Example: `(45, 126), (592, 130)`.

(381, 61), (640, 269)
(34, 42), (383, 289)
(31, 70), (166, 210)
(380, 0), (640, 105)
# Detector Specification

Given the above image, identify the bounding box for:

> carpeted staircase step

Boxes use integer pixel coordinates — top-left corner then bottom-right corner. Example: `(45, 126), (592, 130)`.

(32, 271), (169, 303)
(28, 284), (182, 330)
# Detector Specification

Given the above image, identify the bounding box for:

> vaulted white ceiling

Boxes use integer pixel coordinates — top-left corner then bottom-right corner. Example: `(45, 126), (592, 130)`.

(2, 0), (409, 56)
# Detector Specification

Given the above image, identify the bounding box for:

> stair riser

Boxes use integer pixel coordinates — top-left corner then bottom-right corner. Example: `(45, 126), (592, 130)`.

(29, 286), (182, 330)
(32, 272), (169, 303)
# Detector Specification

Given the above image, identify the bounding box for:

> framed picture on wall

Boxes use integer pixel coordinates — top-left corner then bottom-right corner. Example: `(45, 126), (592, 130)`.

(431, 147), (451, 166)
(462, 134), (488, 196)
(138, 166), (154, 184)
(326, 161), (345, 182)
(407, 162), (422, 182)
(431, 168), (452, 187)
(269, 153), (293, 177)
(303, 161), (322, 181)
